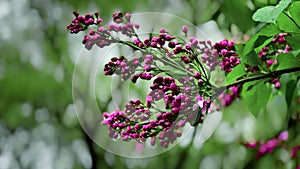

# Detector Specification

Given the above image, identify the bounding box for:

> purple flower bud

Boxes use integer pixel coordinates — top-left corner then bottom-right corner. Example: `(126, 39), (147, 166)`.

(108, 24), (115, 31)
(185, 43), (191, 50)
(165, 35), (173, 41)
(151, 42), (157, 48)
(125, 13), (131, 21)
(144, 38), (151, 47)
(134, 23), (140, 29)
(161, 140), (169, 148)
(266, 138), (277, 150)
(150, 137), (156, 146)
(160, 28), (167, 33)
(97, 18), (102, 24)
(134, 124), (141, 131)
(112, 133), (118, 138)
(170, 82), (177, 90)
(275, 81), (280, 89)
(182, 26), (188, 36)
(221, 49), (228, 55)
(172, 107), (180, 114)
(194, 72), (201, 79)
(152, 37), (159, 42)
(126, 126), (132, 132)
(259, 144), (267, 154)
(118, 123), (125, 128)
(278, 131), (288, 141)
(175, 46), (183, 54)
(89, 29), (95, 35)
(168, 42), (176, 48)
(86, 18), (95, 25)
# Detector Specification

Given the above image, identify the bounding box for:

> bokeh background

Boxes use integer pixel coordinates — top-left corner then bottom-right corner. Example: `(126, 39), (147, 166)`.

(0, 0), (294, 168)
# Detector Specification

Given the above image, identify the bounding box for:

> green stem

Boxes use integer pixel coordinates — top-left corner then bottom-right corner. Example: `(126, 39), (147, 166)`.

(118, 40), (146, 52)
(193, 51), (210, 81)
(154, 55), (194, 77)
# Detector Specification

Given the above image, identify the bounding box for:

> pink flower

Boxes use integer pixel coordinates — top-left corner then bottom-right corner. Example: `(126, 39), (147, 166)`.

(259, 144), (268, 154)
(266, 139), (277, 153)
(278, 131), (288, 141)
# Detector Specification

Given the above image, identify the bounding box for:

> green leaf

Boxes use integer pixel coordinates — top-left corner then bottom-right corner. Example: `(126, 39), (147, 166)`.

(252, 0), (292, 23)
(276, 52), (300, 70)
(243, 24), (280, 55)
(286, 33), (300, 50)
(221, 0), (255, 32)
(276, 12), (300, 32)
(288, 1), (300, 27)
(258, 23), (281, 36)
(253, 0), (280, 7)
(242, 80), (271, 117)
(243, 36), (269, 55)
(285, 78), (298, 129)
(234, 44), (244, 56)
(242, 50), (261, 66)
(285, 79), (297, 108)
(226, 64), (247, 84)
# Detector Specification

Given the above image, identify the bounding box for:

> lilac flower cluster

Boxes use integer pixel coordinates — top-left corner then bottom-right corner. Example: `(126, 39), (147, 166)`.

(109, 12), (140, 37)
(201, 39), (240, 73)
(250, 33), (292, 89)
(66, 11), (242, 146)
(201, 45), (219, 71)
(103, 54), (158, 83)
(218, 86), (240, 107)
(213, 39), (240, 73)
(67, 11), (102, 34)
(200, 39), (242, 107)
(104, 56), (142, 80)
(68, 11), (141, 50)
(245, 131), (289, 159)
(102, 75), (210, 147)
(99, 24), (217, 142)
(258, 33), (290, 58)
(245, 131), (300, 167)
(82, 27), (115, 50)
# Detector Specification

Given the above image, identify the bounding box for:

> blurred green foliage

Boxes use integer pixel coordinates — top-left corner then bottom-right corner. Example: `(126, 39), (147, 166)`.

(0, 0), (299, 169)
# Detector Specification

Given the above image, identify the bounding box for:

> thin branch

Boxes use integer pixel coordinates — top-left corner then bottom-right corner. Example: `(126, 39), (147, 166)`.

(210, 66), (300, 99)
(223, 66), (300, 88)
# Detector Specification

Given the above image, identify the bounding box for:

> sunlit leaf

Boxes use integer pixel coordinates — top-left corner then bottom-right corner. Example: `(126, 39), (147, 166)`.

(252, 0), (292, 23)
